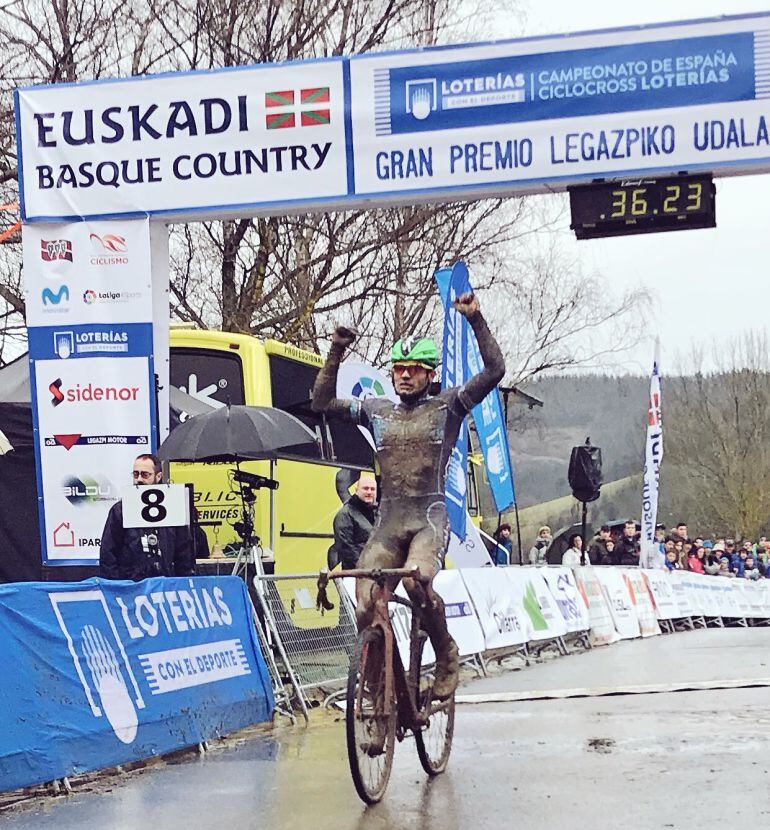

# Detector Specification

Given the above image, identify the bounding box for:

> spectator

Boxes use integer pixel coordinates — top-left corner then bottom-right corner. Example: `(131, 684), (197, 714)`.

(492, 523), (513, 566)
(673, 522), (689, 542)
(332, 474), (378, 570)
(718, 556), (735, 578)
(664, 549), (680, 571)
(615, 520), (640, 566)
(673, 539), (686, 569)
(601, 539), (616, 566)
(744, 555), (761, 580)
(703, 549), (722, 576)
(562, 534), (584, 567)
(528, 526), (552, 566)
(655, 524), (667, 554)
(688, 546), (706, 574)
(100, 454), (195, 581)
(588, 525), (612, 565)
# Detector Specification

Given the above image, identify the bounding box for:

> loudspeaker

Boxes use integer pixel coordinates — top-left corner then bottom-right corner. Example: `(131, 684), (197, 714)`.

(568, 440), (602, 503)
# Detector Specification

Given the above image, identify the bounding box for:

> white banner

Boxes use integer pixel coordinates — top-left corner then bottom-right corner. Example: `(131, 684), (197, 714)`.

(639, 344), (663, 568)
(342, 569), (484, 663)
(541, 567), (591, 633)
(642, 569), (683, 620)
(15, 15), (770, 223)
(447, 519), (493, 568)
(22, 220), (153, 328)
(594, 568), (641, 639)
(32, 356), (154, 561)
(460, 567), (529, 651)
(17, 64), (348, 221)
(23, 219), (157, 564)
(503, 568), (567, 642)
(571, 568), (619, 646)
(336, 360), (396, 453)
(621, 569), (661, 637)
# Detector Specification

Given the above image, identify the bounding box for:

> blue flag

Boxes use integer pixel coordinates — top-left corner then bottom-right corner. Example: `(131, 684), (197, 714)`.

(435, 263), (516, 521)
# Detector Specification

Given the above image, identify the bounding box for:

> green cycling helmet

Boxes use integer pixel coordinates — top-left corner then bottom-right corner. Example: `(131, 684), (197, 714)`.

(390, 337), (440, 369)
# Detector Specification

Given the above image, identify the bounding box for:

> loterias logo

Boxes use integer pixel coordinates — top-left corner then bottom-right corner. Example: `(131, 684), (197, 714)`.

(41, 239), (73, 262)
(49, 378), (140, 407)
(54, 328), (129, 359)
(90, 232), (129, 266)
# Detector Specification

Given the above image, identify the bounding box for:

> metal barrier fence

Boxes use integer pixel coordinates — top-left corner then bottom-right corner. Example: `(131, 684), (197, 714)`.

(252, 573), (358, 710)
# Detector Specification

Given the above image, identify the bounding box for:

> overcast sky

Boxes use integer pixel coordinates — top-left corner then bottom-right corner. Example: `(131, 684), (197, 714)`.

(515, 1), (770, 374)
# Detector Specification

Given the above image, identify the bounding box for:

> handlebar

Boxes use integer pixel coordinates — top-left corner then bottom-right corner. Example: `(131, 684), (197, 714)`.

(315, 566), (429, 612)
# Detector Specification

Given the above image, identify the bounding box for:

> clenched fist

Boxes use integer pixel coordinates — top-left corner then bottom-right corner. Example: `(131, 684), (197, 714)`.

(331, 325), (357, 347)
(453, 292), (479, 317)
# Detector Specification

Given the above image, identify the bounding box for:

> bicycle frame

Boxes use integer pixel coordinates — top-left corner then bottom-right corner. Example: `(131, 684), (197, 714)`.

(319, 566), (433, 733)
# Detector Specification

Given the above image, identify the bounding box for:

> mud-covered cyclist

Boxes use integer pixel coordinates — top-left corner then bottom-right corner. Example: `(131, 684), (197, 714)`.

(311, 293), (505, 701)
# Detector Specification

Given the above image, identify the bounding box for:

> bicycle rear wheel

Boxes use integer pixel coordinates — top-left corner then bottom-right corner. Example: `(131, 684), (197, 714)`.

(414, 639), (455, 776)
(346, 626), (396, 804)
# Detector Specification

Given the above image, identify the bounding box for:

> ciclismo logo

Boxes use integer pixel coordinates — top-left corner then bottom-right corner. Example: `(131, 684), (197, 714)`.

(89, 232), (129, 266)
(83, 289), (141, 305)
(49, 378), (140, 407)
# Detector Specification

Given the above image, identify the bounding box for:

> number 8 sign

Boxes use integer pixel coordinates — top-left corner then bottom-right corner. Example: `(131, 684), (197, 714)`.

(121, 484), (190, 529)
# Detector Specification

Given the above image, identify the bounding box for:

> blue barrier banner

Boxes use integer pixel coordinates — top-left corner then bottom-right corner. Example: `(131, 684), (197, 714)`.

(435, 264), (516, 514)
(0, 576), (274, 792)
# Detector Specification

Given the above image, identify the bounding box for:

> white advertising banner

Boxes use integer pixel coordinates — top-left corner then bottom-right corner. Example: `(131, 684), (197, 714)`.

(16, 63), (348, 221)
(639, 345), (663, 569)
(541, 567), (591, 633)
(594, 568), (641, 639)
(349, 16), (770, 201)
(31, 356), (154, 562)
(23, 218), (157, 565)
(460, 567), (529, 651)
(15, 15), (770, 223)
(341, 569), (484, 664)
(621, 568), (661, 637)
(502, 567), (567, 642)
(446, 519), (493, 568)
(669, 571), (697, 617)
(642, 569), (683, 620)
(571, 568), (619, 646)
(22, 220), (153, 328)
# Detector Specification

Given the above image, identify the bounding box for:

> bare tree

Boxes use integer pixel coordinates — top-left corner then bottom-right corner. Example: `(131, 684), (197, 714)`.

(663, 332), (770, 539)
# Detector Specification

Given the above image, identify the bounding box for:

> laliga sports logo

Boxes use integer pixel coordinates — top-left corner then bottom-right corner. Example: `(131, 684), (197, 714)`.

(83, 289), (97, 304)
(89, 232), (129, 265)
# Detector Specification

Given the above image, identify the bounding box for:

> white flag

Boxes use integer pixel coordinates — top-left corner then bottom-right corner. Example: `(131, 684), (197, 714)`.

(640, 342), (664, 569)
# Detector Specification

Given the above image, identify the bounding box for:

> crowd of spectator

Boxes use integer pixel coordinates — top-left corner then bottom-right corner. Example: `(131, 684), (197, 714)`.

(511, 519), (770, 578)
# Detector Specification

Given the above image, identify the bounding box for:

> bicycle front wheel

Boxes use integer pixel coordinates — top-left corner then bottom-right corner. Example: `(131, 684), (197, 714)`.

(346, 626), (396, 804)
(414, 640), (455, 776)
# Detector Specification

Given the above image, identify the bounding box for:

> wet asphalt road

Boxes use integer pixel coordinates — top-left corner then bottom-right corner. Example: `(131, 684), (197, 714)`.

(4, 628), (770, 830)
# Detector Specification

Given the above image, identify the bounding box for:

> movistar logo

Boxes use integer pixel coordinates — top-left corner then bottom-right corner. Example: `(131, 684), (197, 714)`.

(42, 285), (70, 306)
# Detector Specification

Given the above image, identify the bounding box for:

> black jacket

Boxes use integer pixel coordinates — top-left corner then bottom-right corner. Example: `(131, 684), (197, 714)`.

(100, 500), (196, 581)
(614, 534), (640, 566)
(332, 495), (376, 570)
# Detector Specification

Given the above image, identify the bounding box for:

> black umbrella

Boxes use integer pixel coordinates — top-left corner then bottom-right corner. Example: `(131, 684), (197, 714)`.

(158, 404), (320, 463)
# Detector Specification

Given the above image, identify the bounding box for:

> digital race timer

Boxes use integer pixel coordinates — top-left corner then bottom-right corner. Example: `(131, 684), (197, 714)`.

(569, 174), (716, 240)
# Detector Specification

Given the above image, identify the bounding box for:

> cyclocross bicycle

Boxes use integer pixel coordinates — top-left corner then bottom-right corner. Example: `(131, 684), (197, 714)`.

(317, 566), (455, 804)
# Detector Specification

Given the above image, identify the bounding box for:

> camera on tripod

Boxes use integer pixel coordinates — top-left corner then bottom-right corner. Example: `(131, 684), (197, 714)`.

(228, 468), (279, 547)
